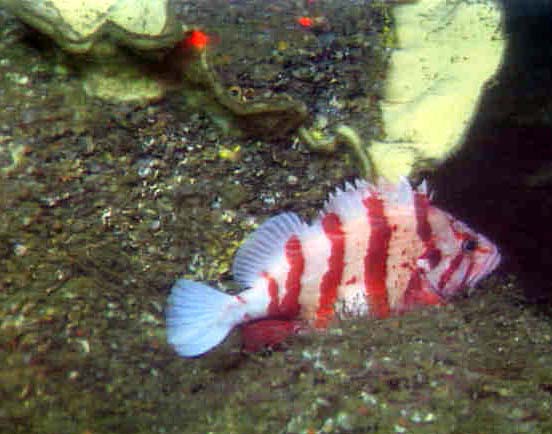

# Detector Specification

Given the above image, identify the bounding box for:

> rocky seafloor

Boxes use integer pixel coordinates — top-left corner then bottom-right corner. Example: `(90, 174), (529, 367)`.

(1, 1), (551, 433)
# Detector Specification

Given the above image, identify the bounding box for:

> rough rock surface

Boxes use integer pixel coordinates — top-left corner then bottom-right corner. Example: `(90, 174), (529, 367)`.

(0, 0), (183, 53)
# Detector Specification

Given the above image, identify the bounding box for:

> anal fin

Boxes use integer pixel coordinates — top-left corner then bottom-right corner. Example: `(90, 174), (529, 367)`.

(240, 319), (303, 352)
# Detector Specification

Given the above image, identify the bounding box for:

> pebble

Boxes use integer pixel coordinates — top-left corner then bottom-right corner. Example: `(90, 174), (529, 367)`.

(13, 243), (27, 256)
(287, 174), (299, 185)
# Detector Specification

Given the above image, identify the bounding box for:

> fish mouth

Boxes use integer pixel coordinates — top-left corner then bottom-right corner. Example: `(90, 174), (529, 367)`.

(466, 249), (502, 289)
(422, 247), (502, 301)
(430, 248), (502, 301)
(422, 275), (448, 302)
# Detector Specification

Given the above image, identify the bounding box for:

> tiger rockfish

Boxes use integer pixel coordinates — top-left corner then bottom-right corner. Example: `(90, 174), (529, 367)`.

(166, 178), (501, 357)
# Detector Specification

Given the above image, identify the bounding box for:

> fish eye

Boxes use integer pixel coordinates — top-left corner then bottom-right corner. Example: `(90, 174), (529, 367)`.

(462, 238), (477, 252)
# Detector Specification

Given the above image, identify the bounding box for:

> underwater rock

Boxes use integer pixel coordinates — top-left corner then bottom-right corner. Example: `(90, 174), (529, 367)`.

(0, 0), (183, 103)
(370, 0), (505, 181)
(175, 45), (308, 139)
(0, 1), (308, 137)
(0, 0), (182, 53)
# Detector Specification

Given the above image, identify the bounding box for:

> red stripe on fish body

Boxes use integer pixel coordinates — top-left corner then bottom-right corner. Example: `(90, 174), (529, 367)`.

(414, 191), (432, 243)
(316, 213), (345, 328)
(327, 182), (374, 318)
(413, 190), (440, 271)
(262, 272), (280, 317)
(260, 235), (304, 319)
(363, 195), (391, 318)
(231, 212), (305, 321)
(252, 254), (296, 318)
(281, 235), (304, 317)
(297, 220), (335, 327)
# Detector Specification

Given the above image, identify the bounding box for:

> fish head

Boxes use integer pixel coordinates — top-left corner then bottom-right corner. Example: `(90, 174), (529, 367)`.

(417, 208), (501, 301)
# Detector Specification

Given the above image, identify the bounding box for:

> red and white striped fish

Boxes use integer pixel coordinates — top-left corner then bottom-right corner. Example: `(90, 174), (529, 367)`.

(166, 178), (501, 357)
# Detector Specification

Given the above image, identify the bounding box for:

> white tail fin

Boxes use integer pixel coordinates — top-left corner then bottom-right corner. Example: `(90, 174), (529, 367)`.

(166, 279), (244, 357)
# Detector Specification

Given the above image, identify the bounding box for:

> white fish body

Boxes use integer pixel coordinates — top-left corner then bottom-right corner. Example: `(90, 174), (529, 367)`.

(166, 178), (501, 357)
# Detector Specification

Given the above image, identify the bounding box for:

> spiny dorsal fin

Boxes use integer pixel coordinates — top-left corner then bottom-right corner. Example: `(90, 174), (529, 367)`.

(320, 177), (432, 222)
(379, 176), (415, 209)
(232, 212), (306, 288)
(321, 179), (372, 221)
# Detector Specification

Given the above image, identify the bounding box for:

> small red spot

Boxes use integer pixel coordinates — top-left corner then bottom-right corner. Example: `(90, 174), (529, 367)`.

(75, 328), (86, 337)
(297, 16), (314, 28)
(345, 276), (357, 285)
(181, 30), (210, 51)
(420, 247), (442, 269)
